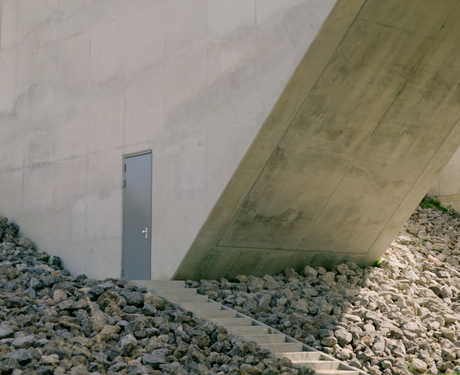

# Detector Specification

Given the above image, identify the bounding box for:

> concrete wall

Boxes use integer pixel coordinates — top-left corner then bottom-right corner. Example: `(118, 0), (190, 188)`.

(429, 147), (460, 211)
(175, 0), (460, 280)
(0, 0), (336, 279)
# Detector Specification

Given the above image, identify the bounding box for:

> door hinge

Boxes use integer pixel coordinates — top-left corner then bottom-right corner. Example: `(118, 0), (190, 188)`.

(123, 180), (126, 188)
(124, 164), (126, 172)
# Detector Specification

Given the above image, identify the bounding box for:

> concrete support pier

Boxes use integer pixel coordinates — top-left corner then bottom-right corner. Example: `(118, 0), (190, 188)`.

(175, 0), (460, 280)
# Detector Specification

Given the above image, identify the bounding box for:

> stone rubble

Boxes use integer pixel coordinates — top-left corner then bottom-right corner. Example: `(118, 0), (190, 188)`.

(190, 206), (460, 375)
(0, 216), (306, 375)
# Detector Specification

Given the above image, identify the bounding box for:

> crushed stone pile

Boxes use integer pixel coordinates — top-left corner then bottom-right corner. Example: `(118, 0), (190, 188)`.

(190, 206), (460, 375)
(0, 216), (306, 375)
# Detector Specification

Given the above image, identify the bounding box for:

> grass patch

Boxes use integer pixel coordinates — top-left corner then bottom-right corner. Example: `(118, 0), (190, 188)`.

(419, 196), (458, 215)
(407, 360), (414, 373)
(373, 256), (387, 267)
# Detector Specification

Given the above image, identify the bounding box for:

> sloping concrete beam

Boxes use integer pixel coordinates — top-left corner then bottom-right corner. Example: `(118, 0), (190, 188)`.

(174, 0), (460, 280)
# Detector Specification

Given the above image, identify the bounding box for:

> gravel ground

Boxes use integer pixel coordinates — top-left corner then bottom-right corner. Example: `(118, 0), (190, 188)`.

(190, 206), (460, 375)
(2, 204), (460, 375)
(0, 215), (308, 375)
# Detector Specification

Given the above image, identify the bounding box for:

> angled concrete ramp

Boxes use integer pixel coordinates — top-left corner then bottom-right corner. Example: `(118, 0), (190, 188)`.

(174, 0), (460, 280)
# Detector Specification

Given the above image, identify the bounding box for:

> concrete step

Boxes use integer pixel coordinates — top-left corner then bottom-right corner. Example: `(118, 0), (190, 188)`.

(194, 310), (237, 318)
(142, 280), (186, 288)
(225, 326), (270, 335)
(242, 334), (286, 344)
(162, 294), (209, 303)
(301, 361), (341, 370)
(131, 280), (185, 288)
(259, 342), (303, 353)
(316, 370), (361, 375)
(179, 302), (223, 311)
(277, 352), (322, 362)
(209, 317), (253, 326)
(149, 287), (197, 296)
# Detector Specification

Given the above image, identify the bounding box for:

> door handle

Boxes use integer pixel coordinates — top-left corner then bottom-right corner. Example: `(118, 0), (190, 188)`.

(142, 227), (148, 239)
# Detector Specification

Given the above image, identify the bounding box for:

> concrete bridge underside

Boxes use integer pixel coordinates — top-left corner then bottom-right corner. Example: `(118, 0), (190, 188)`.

(174, 0), (460, 280)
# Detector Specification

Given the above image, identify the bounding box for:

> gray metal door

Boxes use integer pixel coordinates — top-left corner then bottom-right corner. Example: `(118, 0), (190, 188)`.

(122, 152), (152, 280)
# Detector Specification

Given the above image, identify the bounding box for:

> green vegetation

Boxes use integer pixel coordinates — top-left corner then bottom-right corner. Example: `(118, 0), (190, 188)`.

(419, 196), (458, 215)
(373, 256), (388, 267)
(407, 360), (413, 373)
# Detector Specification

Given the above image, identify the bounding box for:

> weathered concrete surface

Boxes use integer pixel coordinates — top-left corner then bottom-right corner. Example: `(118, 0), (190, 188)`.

(174, 0), (460, 280)
(0, 0), (335, 279)
(429, 146), (460, 211)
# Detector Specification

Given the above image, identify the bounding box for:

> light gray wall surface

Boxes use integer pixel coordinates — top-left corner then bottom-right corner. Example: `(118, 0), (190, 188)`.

(429, 147), (460, 211)
(0, 0), (336, 279)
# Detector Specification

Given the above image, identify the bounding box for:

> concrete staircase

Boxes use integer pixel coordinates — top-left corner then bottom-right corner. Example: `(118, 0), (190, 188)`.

(131, 280), (364, 375)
